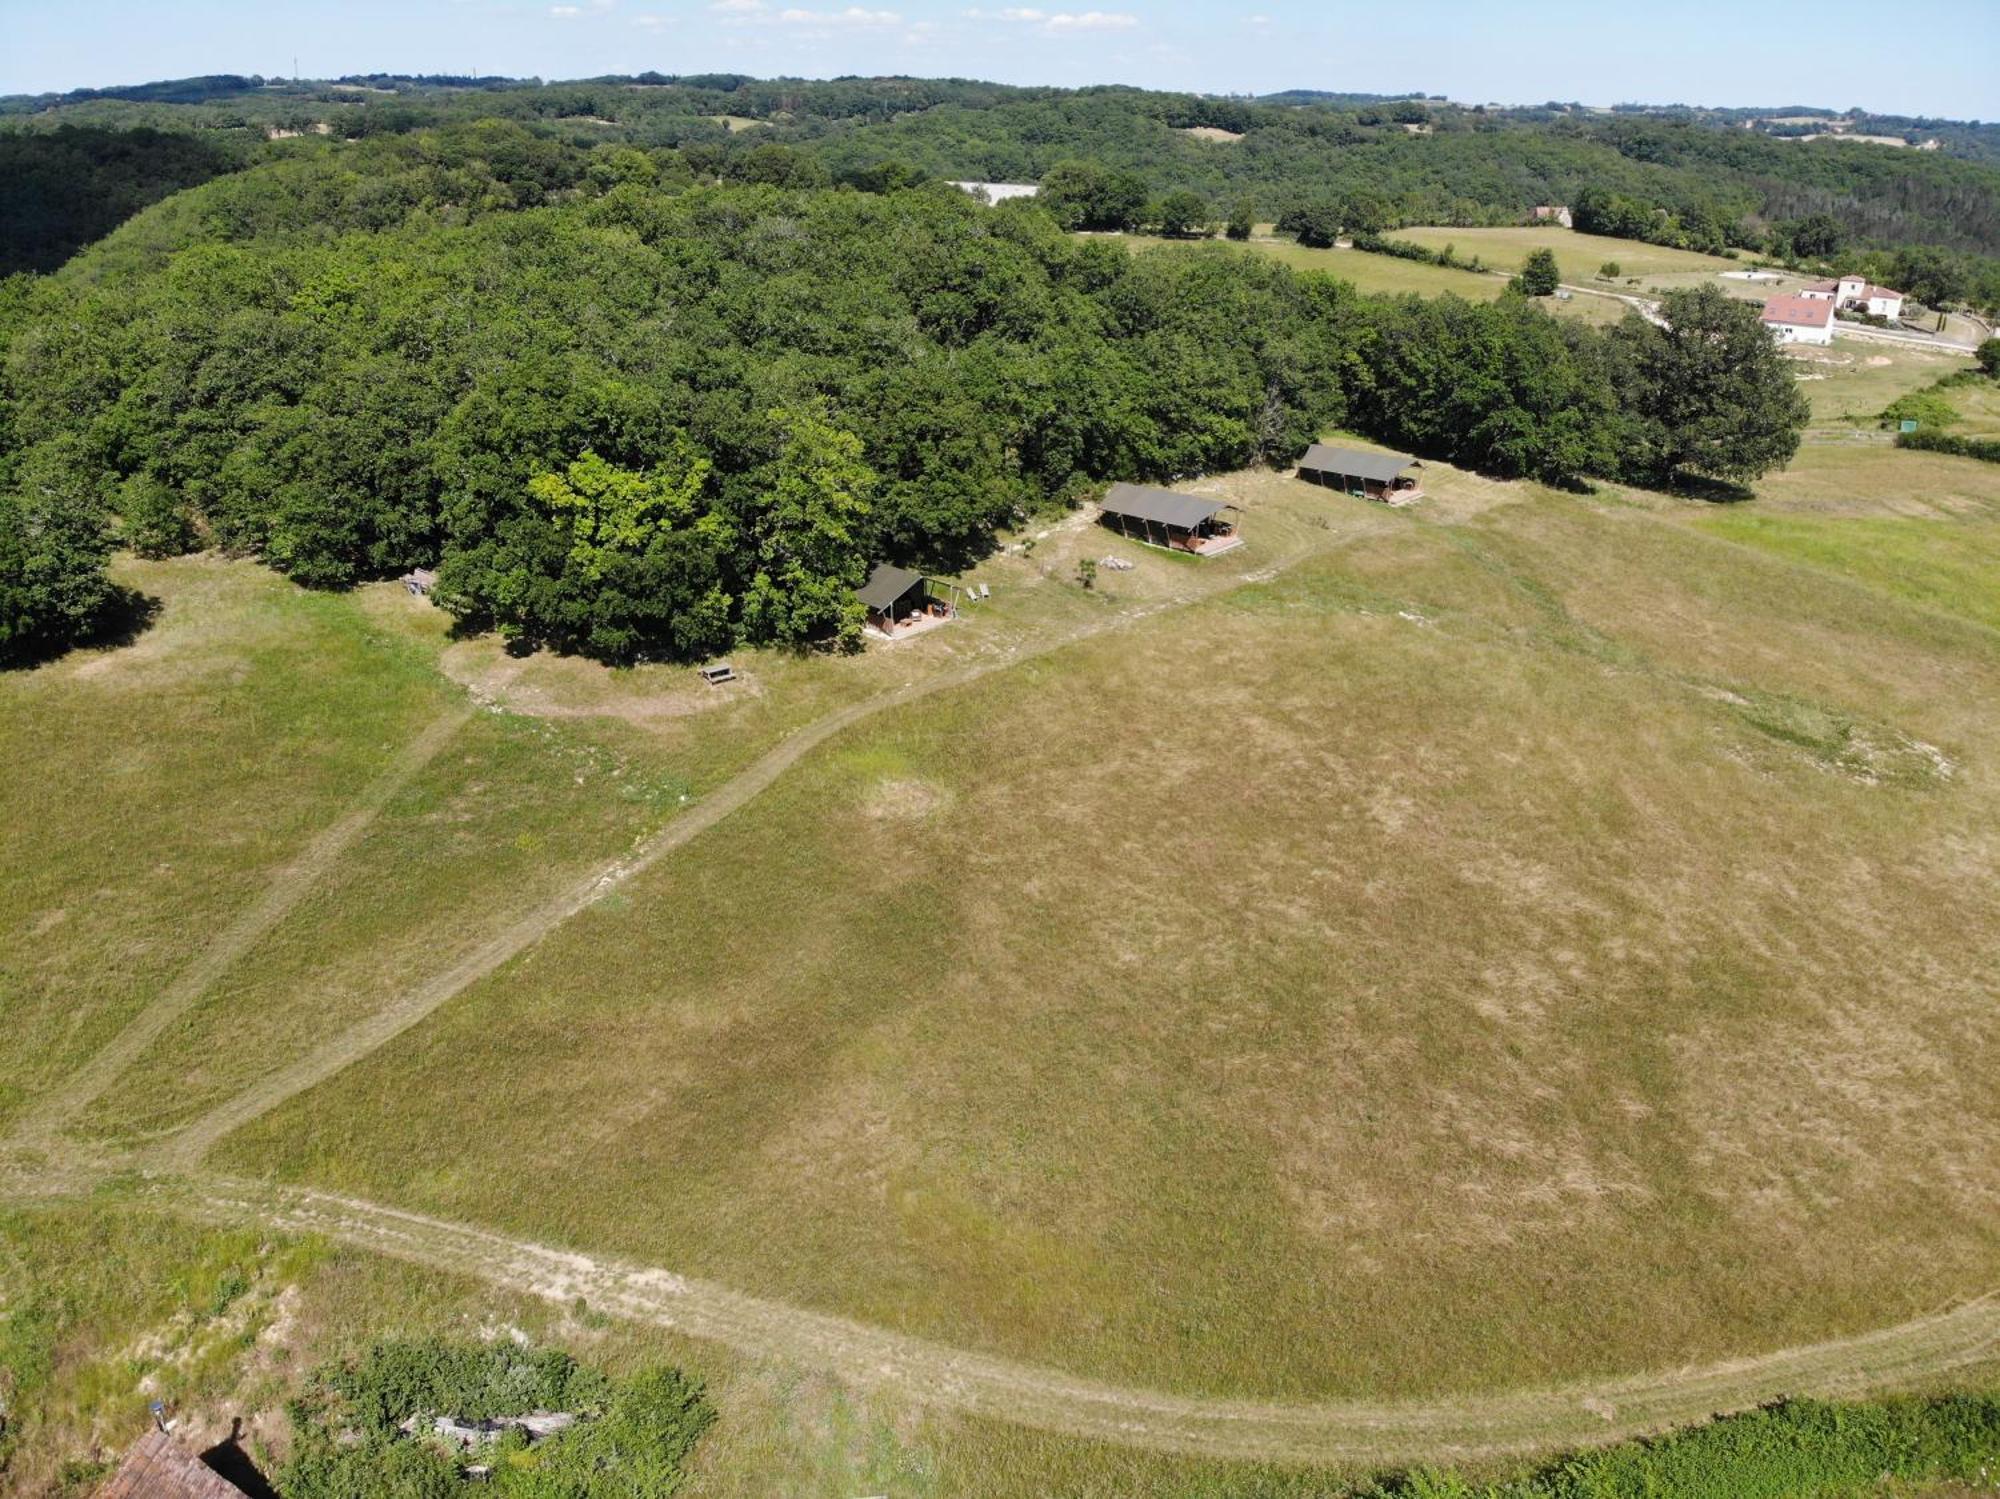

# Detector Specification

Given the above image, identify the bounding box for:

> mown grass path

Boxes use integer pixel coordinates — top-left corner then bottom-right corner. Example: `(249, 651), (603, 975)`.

(7, 705), (473, 1154)
(145, 532), (1338, 1173)
(3, 1166), (1995, 1465)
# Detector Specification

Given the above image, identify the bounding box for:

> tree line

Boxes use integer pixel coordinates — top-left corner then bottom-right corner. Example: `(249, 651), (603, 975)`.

(0, 131), (1810, 665)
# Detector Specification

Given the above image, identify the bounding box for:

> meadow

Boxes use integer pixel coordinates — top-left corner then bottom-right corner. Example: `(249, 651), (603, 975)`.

(1394, 224), (1737, 281)
(1124, 233), (1632, 324)
(52, 455), (1988, 1403)
(5, 423), (2000, 1492)
(1782, 341), (1978, 430)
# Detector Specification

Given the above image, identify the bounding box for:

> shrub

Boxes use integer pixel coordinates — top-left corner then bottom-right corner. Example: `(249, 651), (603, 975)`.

(1976, 336), (2000, 377)
(1512, 247), (1561, 297)
(1897, 428), (2000, 462)
(1880, 390), (1961, 430)
(279, 1339), (712, 1498)
(118, 475), (199, 558)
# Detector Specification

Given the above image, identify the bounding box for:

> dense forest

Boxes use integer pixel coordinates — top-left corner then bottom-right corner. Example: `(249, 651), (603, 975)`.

(9, 71), (1993, 663)
(7, 73), (2000, 259)
(0, 125), (246, 274)
(0, 120), (1809, 663)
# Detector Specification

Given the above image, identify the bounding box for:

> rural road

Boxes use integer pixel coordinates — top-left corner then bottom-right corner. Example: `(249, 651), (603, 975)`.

(6, 1166), (1997, 1467)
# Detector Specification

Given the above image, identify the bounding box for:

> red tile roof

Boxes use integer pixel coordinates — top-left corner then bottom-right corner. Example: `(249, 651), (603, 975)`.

(1760, 294), (1835, 327)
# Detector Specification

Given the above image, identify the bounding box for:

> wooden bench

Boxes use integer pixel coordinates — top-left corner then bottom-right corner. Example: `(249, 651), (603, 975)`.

(699, 664), (739, 685)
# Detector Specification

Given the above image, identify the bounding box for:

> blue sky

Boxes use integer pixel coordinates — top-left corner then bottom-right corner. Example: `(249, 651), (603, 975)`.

(5, 0), (1996, 118)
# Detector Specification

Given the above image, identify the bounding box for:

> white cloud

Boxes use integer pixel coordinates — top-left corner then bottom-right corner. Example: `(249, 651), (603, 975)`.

(633, 11), (668, 24)
(710, 0), (764, 11)
(969, 7), (1139, 34)
(549, 4), (582, 14)
(1043, 10), (1137, 32)
(777, 5), (901, 21)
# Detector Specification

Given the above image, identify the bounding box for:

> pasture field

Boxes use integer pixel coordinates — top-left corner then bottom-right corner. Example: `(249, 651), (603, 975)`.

(1782, 342), (1976, 429)
(5, 432), (1999, 1492)
(1395, 224), (1736, 281)
(1944, 375), (2000, 439)
(165, 460), (2000, 1402)
(1127, 235), (1631, 323)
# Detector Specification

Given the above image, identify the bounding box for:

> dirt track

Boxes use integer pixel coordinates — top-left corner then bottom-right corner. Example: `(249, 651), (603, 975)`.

(7, 1168), (1995, 1466)
(8, 706), (471, 1152)
(10, 506), (1998, 1467)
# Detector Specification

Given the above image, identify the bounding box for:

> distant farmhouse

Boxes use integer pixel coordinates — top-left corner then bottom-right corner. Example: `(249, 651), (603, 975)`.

(949, 181), (1040, 203)
(1798, 273), (1905, 320)
(1759, 293), (1836, 345)
(1529, 204), (1573, 229)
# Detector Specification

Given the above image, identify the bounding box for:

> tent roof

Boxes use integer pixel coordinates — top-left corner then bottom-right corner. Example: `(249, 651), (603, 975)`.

(855, 562), (926, 611)
(98, 1432), (249, 1499)
(1100, 483), (1230, 530)
(1298, 445), (1418, 483)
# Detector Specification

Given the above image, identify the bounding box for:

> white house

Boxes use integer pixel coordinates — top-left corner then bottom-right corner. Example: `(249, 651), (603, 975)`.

(949, 181), (1040, 204)
(1800, 274), (1905, 320)
(1761, 293), (1836, 346)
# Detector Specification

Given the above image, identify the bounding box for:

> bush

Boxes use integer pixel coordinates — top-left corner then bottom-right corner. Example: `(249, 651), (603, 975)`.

(0, 445), (117, 666)
(1897, 427), (2000, 462)
(1976, 336), (2000, 377)
(118, 475), (199, 558)
(1598, 260), (1620, 278)
(1512, 247), (1561, 297)
(1350, 234), (1480, 272)
(1356, 1394), (2000, 1498)
(1880, 390), (1960, 430)
(280, 1339), (712, 1498)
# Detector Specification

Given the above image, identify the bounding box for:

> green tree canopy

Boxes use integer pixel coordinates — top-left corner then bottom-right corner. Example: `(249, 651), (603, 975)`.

(1514, 246), (1561, 296)
(1618, 285), (1810, 485)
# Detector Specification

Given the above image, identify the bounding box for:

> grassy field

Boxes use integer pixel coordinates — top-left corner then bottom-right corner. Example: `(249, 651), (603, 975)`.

(149, 459), (1998, 1405)
(1941, 374), (2000, 439)
(1780, 342), (1978, 430)
(1395, 225), (1736, 281)
(5, 432), (1999, 1490)
(1124, 235), (1631, 324)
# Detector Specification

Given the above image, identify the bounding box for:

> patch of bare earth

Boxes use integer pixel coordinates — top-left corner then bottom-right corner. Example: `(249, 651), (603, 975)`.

(440, 638), (760, 727)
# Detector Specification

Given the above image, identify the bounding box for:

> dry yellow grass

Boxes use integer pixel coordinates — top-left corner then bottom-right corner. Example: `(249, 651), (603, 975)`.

(168, 462), (2000, 1407)
(1396, 225), (1736, 281)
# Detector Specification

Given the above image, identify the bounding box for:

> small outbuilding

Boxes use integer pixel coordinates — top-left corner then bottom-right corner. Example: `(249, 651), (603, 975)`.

(856, 562), (952, 637)
(1296, 445), (1424, 502)
(1098, 483), (1243, 556)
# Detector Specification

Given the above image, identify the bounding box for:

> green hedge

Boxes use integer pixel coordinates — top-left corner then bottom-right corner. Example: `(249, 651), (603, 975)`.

(1896, 428), (2000, 462)
(1363, 1395), (2000, 1499)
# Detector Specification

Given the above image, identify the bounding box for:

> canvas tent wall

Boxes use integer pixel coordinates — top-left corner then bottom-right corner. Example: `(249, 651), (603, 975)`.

(1296, 445), (1422, 499)
(856, 563), (930, 627)
(1098, 483), (1241, 554)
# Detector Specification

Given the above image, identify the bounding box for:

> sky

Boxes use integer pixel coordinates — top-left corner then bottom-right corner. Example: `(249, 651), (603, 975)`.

(4, 0), (1996, 119)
